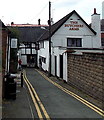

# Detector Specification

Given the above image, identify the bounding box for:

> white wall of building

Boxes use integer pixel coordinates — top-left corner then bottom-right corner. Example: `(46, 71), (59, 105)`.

(91, 12), (101, 48)
(51, 12), (101, 82)
(52, 13), (97, 48)
(37, 41), (49, 71)
(51, 47), (67, 81)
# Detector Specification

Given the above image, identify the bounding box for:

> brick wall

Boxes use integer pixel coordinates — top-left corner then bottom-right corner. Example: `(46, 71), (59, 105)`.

(67, 52), (104, 102)
(2, 29), (8, 98)
(2, 30), (8, 73)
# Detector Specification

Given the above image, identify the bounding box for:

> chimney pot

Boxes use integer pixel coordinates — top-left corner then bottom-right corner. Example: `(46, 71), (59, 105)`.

(11, 22), (14, 25)
(94, 8), (97, 14)
(38, 19), (41, 25)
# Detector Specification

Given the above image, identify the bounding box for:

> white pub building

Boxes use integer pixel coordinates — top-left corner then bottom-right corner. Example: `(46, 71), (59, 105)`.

(37, 9), (103, 82)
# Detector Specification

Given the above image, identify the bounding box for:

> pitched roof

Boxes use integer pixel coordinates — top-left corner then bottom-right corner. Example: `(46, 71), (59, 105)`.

(8, 25), (48, 43)
(38, 10), (96, 41)
(0, 20), (7, 29)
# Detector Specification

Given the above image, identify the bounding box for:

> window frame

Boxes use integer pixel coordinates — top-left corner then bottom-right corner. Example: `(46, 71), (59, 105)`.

(67, 37), (82, 47)
(39, 41), (44, 48)
(101, 38), (104, 46)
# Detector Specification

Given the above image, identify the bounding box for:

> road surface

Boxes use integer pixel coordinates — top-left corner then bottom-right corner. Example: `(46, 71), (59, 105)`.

(24, 68), (104, 119)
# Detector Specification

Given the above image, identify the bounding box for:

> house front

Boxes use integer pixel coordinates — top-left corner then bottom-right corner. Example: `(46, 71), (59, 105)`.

(37, 9), (102, 82)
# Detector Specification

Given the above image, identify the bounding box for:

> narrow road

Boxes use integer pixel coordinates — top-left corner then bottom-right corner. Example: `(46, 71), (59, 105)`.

(24, 68), (103, 119)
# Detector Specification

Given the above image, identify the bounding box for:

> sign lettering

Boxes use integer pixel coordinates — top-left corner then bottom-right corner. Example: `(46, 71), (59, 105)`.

(64, 21), (83, 30)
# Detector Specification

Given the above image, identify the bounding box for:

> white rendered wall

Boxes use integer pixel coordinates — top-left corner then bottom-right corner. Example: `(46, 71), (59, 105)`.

(51, 47), (67, 81)
(38, 41), (49, 71)
(51, 12), (100, 82)
(91, 13), (101, 48)
(52, 13), (96, 48)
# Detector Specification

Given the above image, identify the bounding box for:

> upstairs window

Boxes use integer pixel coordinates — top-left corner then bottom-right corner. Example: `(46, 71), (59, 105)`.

(39, 41), (44, 48)
(67, 38), (82, 47)
(101, 38), (104, 46)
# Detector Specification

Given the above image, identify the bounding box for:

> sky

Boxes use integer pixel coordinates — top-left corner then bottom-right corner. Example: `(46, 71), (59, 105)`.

(0, 0), (104, 25)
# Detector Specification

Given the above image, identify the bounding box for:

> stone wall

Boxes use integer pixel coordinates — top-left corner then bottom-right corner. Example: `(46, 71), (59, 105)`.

(67, 52), (104, 102)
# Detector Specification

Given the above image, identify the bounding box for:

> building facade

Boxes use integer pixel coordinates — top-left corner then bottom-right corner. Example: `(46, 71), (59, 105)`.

(8, 23), (48, 67)
(37, 10), (103, 81)
(37, 9), (104, 101)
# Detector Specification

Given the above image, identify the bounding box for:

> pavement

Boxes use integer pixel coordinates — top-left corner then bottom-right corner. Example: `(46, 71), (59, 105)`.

(2, 70), (33, 119)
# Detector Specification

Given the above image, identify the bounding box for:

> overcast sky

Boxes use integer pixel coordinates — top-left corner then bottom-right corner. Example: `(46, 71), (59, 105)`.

(0, 0), (103, 25)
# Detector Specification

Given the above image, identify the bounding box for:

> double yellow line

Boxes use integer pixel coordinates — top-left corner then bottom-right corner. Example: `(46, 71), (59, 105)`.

(36, 69), (104, 117)
(23, 70), (51, 120)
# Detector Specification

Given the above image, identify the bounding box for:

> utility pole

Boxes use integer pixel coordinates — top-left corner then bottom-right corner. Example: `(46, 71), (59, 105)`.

(48, 1), (51, 77)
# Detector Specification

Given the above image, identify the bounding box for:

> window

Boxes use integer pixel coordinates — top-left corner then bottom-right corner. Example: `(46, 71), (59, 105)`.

(39, 41), (44, 48)
(40, 56), (46, 64)
(67, 38), (82, 47)
(101, 38), (104, 46)
(42, 57), (46, 64)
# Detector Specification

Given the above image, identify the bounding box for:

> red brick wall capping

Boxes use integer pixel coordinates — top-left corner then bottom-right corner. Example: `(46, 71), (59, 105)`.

(64, 50), (76, 54)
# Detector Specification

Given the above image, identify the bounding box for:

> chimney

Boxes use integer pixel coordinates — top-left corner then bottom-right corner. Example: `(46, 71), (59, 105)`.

(91, 8), (101, 48)
(102, 1), (104, 19)
(38, 19), (41, 25)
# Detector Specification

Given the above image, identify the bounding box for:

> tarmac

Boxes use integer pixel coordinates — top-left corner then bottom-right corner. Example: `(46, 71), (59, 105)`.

(2, 68), (103, 119)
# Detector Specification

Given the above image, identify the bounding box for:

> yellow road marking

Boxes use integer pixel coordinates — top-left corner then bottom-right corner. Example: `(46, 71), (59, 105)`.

(36, 69), (104, 117)
(23, 70), (51, 120)
(23, 75), (43, 119)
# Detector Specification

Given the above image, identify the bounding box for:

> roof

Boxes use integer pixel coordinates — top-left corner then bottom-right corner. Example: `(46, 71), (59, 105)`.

(38, 10), (96, 42)
(10, 24), (48, 27)
(0, 20), (7, 29)
(7, 25), (48, 43)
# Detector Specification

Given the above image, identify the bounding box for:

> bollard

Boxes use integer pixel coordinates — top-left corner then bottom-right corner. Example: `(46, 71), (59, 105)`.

(21, 72), (23, 87)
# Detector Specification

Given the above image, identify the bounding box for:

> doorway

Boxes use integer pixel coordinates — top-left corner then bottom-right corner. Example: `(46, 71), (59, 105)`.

(27, 55), (36, 67)
(55, 56), (57, 76)
(60, 55), (63, 79)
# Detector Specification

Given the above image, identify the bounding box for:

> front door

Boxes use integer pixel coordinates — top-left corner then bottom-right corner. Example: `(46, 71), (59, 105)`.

(60, 55), (63, 79)
(55, 56), (57, 76)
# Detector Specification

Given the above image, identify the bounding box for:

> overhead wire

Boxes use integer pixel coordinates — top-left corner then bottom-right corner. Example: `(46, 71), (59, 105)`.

(29, 2), (49, 23)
